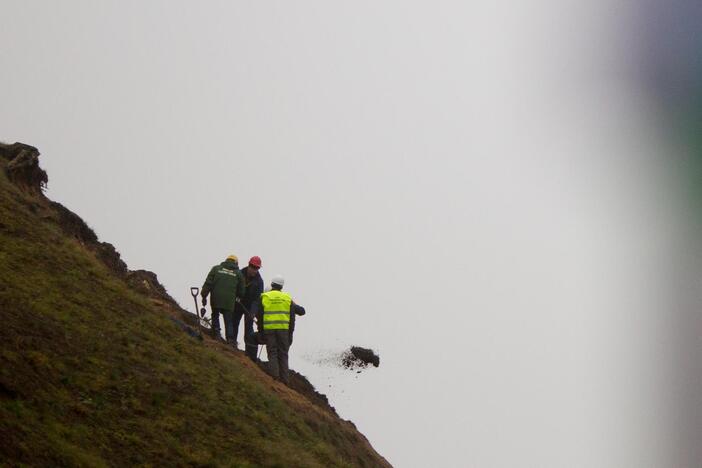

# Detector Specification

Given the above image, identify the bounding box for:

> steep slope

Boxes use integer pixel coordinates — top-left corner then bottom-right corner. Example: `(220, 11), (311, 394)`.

(0, 143), (390, 467)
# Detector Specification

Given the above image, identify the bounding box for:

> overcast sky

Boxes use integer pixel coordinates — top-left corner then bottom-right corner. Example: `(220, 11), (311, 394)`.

(2, 1), (701, 467)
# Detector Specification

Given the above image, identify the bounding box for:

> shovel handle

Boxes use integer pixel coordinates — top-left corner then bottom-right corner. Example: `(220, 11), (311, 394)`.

(190, 287), (199, 297)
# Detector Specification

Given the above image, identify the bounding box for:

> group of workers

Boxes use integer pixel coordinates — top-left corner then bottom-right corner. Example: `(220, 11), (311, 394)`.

(200, 254), (305, 385)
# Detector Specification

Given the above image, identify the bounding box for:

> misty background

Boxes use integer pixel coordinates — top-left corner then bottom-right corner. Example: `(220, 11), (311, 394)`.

(2, 1), (701, 467)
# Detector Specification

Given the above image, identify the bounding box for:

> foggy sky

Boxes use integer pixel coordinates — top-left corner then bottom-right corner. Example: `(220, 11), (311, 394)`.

(2, 1), (700, 467)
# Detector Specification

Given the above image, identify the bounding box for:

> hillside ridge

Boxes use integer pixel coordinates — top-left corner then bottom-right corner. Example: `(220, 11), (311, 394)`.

(0, 142), (390, 467)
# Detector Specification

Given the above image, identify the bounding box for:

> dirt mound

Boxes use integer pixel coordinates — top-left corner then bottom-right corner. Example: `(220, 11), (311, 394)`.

(341, 346), (380, 370)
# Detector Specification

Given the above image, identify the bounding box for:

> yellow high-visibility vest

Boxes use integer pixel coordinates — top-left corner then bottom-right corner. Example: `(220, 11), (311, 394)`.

(261, 290), (292, 330)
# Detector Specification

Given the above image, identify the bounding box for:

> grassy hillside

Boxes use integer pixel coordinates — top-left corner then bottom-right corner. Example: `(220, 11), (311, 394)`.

(0, 144), (390, 467)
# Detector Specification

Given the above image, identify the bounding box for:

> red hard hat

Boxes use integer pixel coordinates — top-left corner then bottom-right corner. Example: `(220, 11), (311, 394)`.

(249, 256), (262, 268)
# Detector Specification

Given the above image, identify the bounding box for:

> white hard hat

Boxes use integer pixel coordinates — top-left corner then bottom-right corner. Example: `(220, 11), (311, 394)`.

(271, 274), (285, 287)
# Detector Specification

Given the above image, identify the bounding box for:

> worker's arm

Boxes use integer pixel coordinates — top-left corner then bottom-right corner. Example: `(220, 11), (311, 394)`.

(236, 270), (246, 300)
(201, 266), (216, 304)
(288, 302), (304, 345)
(291, 301), (306, 316)
(252, 276), (264, 298)
(289, 312), (296, 344)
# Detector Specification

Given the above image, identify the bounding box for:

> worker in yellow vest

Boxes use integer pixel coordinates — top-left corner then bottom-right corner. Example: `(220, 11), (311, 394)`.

(253, 274), (305, 385)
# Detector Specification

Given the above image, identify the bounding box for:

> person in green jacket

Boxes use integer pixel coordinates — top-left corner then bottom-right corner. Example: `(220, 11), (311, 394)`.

(201, 255), (246, 346)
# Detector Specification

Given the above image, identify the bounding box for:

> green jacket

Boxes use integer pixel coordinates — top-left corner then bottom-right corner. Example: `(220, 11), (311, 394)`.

(201, 260), (245, 311)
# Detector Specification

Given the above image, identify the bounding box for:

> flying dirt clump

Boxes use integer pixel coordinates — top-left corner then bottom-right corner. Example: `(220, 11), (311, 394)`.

(341, 347), (380, 370)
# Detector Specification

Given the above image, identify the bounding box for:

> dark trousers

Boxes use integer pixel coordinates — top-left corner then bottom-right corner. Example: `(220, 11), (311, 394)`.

(264, 330), (290, 384)
(233, 309), (257, 359)
(211, 308), (235, 343)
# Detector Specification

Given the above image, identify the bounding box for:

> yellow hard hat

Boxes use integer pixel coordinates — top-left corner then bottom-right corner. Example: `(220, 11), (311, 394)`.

(226, 255), (238, 263)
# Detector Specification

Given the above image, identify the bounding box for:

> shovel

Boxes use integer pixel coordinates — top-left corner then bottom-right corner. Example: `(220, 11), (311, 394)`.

(190, 287), (203, 336)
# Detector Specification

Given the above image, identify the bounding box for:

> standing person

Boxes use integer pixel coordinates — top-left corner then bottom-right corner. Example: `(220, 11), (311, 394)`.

(253, 275), (305, 385)
(234, 255), (264, 360)
(201, 255), (245, 346)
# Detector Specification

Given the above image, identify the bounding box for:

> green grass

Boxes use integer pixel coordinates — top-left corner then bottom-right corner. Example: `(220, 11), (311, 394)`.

(0, 164), (388, 467)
